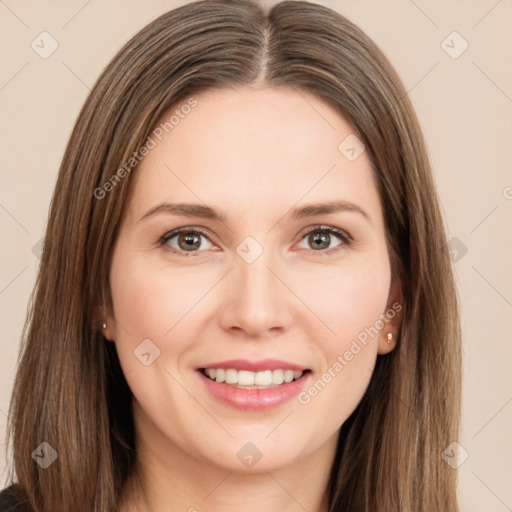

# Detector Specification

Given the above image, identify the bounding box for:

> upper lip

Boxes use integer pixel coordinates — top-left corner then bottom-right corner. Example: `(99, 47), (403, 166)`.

(197, 358), (309, 372)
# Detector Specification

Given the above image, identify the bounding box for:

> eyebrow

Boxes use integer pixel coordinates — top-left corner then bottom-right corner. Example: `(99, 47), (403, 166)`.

(138, 200), (370, 224)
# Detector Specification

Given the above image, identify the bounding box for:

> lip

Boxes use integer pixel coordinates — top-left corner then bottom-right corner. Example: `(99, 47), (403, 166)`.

(197, 368), (312, 411)
(197, 358), (309, 372)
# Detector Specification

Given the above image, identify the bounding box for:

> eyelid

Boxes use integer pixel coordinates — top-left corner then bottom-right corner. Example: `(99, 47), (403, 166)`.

(295, 224), (352, 244)
(158, 226), (217, 253)
(158, 224), (352, 256)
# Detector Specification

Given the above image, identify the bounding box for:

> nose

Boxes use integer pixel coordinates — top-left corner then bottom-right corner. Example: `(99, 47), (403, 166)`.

(217, 247), (294, 339)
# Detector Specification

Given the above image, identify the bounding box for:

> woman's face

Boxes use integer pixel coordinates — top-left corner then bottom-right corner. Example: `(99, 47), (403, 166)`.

(106, 86), (402, 473)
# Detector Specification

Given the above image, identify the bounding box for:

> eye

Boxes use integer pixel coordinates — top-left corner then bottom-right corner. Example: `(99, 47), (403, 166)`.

(159, 227), (214, 256)
(296, 225), (351, 254)
(159, 224), (351, 257)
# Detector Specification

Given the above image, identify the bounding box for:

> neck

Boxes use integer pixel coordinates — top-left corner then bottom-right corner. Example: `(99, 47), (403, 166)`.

(119, 402), (337, 512)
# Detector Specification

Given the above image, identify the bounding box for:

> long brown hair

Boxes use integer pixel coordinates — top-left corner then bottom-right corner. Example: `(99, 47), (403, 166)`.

(4, 1), (461, 510)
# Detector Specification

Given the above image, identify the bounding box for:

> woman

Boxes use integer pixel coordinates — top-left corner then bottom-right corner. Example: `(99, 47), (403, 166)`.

(1, 0), (461, 510)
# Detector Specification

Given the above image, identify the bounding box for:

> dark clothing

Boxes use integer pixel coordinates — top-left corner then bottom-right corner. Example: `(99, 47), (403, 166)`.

(0, 485), (30, 511)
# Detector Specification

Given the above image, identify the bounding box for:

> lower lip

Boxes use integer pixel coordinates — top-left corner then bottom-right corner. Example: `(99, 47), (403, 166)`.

(197, 371), (311, 411)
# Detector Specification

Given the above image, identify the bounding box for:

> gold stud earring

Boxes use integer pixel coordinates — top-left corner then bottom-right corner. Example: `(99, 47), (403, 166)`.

(102, 322), (107, 330)
(387, 332), (393, 344)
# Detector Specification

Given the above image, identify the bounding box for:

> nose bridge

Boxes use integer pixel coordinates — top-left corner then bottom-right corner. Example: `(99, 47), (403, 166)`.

(236, 241), (280, 305)
(220, 238), (291, 336)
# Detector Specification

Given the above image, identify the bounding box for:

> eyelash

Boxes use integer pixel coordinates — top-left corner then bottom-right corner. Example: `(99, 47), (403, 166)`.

(158, 224), (352, 257)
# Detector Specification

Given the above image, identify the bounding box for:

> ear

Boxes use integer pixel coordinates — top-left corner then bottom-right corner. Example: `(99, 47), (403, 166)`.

(101, 308), (117, 341)
(93, 295), (117, 341)
(377, 273), (404, 355)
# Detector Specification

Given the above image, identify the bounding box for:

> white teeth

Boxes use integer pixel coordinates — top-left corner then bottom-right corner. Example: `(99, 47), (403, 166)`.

(237, 370), (255, 386)
(272, 369), (284, 385)
(203, 368), (305, 387)
(255, 370), (272, 386)
(284, 369), (294, 383)
(225, 369), (238, 384)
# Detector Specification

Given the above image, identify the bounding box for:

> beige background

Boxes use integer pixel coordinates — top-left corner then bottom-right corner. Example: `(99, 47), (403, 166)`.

(0, 0), (511, 510)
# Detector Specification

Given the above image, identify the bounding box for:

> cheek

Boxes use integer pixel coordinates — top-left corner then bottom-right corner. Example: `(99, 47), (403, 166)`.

(299, 256), (391, 350)
(110, 256), (201, 341)
(108, 257), (200, 415)
(294, 258), (390, 418)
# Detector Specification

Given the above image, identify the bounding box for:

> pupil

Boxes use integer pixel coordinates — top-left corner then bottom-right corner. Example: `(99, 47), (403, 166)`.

(176, 231), (331, 252)
(311, 232), (329, 250)
(179, 233), (200, 251)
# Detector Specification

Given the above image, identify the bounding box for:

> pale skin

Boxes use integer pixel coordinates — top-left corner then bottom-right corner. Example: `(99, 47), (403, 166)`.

(105, 85), (403, 512)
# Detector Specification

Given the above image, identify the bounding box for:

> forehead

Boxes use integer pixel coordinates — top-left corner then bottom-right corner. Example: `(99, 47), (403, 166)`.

(126, 86), (381, 225)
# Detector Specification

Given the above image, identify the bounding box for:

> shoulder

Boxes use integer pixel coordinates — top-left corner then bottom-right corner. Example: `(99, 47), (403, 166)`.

(0, 484), (31, 512)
